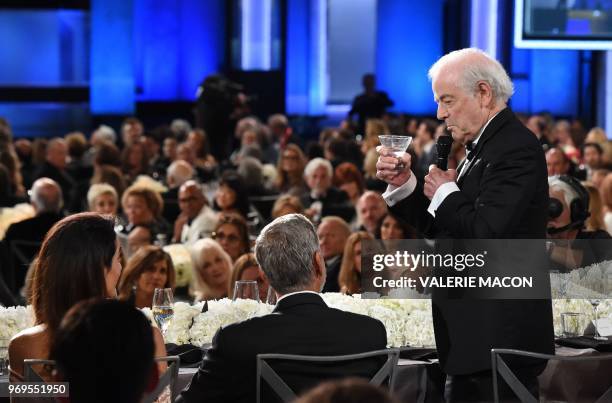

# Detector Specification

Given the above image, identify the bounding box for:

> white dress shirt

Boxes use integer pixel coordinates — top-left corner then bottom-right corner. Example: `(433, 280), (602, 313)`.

(383, 112), (500, 217)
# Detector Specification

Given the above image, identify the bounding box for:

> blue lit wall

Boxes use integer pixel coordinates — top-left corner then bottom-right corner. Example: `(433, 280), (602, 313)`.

(510, 48), (580, 116)
(376, 0), (444, 115)
(134, 0), (225, 101)
(0, 10), (88, 85)
(90, 0), (135, 114)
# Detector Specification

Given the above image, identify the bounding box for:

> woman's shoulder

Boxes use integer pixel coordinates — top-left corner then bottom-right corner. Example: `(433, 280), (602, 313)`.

(10, 325), (48, 354)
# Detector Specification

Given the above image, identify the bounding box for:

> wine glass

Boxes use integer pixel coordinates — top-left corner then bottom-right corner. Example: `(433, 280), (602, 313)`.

(152, 288), (174, 337)
(588, 299), (608, 341)
(266, 285), (278, 305)
(378, 135), (413, 170)
(233, 280), (260, 301)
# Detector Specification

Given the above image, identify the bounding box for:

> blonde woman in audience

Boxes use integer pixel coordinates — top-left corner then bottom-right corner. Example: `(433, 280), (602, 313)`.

(583, 183), (606, 232)
(271, 195), (304, 219)
(118, 245), (176, 308)
(361, 119), (389, 155)
(338, 231), (373, 295)
(87, 183), (119, 215)
(585, 127), (612, 165)
(190, 238), (232, 301)
(227, 253), (269, 301)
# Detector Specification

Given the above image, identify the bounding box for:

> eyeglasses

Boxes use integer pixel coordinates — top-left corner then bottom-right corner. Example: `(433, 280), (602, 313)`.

(212, 231), (240, 243)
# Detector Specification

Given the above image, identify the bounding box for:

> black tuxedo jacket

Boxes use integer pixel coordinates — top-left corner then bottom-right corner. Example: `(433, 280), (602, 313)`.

(391, 108), (554, 375)
(176, 293), (387, 403)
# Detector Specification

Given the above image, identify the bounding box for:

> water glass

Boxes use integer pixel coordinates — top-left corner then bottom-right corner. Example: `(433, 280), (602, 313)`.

(233, 280), (259, 301)
(378, 135), (413, 169)
(152, 288), (174, 336)
(265, 285), (278, 305)
(561, 312), (585, 337)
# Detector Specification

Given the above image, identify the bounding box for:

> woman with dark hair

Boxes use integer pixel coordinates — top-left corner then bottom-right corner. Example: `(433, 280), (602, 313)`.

(118, 245), (176, 308)
(213, 170), (251, 218)
(50, 299), (156, 403)
(212, 212), (251, 262)
(375, 212), (417, 240)
(338, 231), (373, 295)
(8, 212), (167, 382)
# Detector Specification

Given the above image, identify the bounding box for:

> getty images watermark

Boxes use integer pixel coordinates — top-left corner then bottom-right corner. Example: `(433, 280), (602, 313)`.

(360, 239), (612, 299)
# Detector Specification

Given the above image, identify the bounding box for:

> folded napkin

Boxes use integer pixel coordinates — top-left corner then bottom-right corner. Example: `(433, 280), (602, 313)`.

(556, 336), (612, 352)
(165, 343), (205, 367)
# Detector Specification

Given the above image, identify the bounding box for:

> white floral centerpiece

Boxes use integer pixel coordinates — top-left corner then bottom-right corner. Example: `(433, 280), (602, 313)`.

(0, 306), (35, 358)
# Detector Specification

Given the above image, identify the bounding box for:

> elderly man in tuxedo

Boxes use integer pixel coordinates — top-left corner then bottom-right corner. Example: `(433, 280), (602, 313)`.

(177, 213), (387, 403)
(377, 48), (554, 402)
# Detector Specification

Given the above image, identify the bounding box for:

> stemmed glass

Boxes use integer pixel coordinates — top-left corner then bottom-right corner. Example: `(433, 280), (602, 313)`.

(233, 280), (260, 302)
(265, 285), (278, 305)
(588, 299), (608, 341)
(152, 288), (174, 337)
(378, 135), (413, 170)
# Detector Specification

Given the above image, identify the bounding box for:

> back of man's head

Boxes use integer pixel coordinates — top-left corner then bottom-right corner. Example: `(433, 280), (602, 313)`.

(50, 299), (155, 403)
(167, 160), (194, 189)
(31, 177), (63, 214)
(255, 214), (321, 294)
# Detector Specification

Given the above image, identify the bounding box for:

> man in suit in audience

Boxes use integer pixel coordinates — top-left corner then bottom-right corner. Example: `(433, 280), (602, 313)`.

(162, 160), (194, 225)
(33, 138), (76, 211)
(376, 48), (554, 402)
(177, 214), (387, 403)
(355, 191), (387, 235)
(172, 180), (218, 246)
(301, 158), (354, 223)
(316, 216), (351, 293)
(3, 178), (64, 294)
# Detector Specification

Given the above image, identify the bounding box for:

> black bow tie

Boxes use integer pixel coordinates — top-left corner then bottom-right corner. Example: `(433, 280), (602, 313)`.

(466, 141), (475, 161)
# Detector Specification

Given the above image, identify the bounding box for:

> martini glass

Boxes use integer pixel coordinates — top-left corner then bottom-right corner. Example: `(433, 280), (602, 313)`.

(379, 135), (413, 170)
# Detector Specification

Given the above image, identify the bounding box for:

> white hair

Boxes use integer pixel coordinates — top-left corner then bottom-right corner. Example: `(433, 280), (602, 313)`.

(548, 176), (579, 208)
(87, 183), (118, 210)
(167, 160), (194, 188)
(189, 238), (232, 301)
(428, 48), (514, 104)
(92, 125), (117, 144)
(304, 157), (333, 179)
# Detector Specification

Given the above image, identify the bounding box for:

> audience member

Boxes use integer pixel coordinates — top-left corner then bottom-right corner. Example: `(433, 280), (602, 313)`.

(3, 178), (64, 294)
(8, 212), (166, 381)
(228, 252), (269, 301)
(212, 212), (250, 262)
(376, 212), (417, 240)
(163, 159), (194, 224)
(583, 183), (606, 232)
(338, 231), (373, 295)
(173, 180), (218, 245)
(118, 245), (176, 308)
(348, 73), (394, 135)
(213, 170), (251, 218)
(317, 216), (351, 292)
(546, 147), (571, 176)
(302, 158), (353, 223)
(333, 162), (365, 206)
(602, 173), (612, 235)
(189, 238), (232, 301)
(271, 194), (304, 219)
(49, 299), (156, 403)
(121, 117), (144, 148)
(356, 191), (387, 235)
(275, 143), (307, 196)
(121, 141), (149, 184)
(177, 214), (387, 403)
(120, 185), (169, 239)
(33, 138), (76, 210)
(87, 183), (119, 215)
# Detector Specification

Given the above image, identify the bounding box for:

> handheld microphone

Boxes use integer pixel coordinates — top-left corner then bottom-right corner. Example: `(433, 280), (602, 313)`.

(435, 135), (453, 171)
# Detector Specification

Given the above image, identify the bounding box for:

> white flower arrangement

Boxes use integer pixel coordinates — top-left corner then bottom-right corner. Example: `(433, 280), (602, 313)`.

(163, 244), (193, 287)
(1, 297), (609, 355)
(0, 306), (35, 357)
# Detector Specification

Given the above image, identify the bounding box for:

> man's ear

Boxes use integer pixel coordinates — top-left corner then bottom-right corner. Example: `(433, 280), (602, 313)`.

(476, 81), (494, 107)
(314, 250), (326, 279)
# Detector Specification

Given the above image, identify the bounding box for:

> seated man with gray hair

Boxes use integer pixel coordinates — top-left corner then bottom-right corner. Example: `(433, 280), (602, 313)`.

(3, 178), (65, 295)
(177, 214), (387, 403)
(301, 158), (354, 223)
